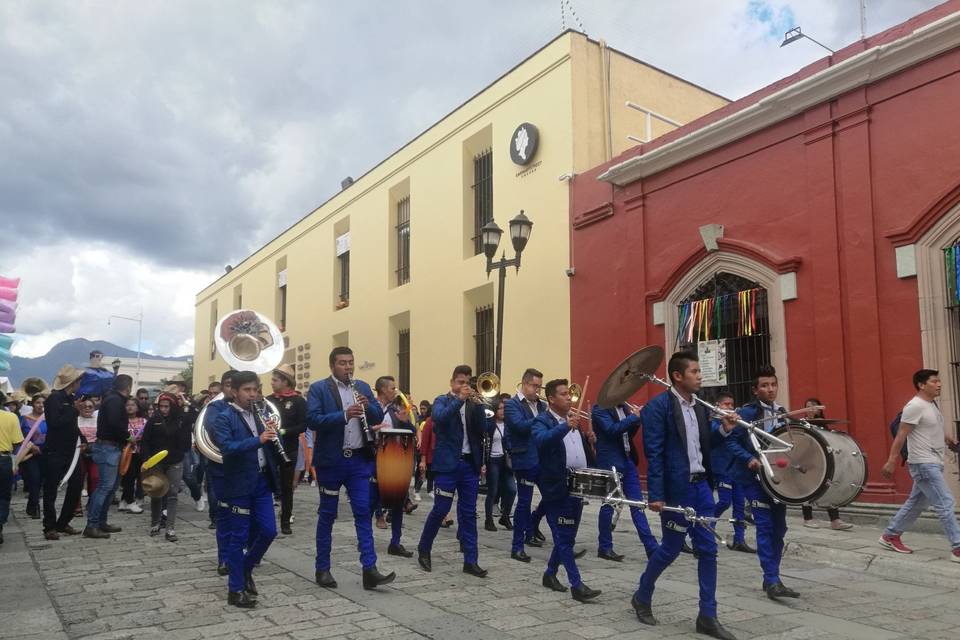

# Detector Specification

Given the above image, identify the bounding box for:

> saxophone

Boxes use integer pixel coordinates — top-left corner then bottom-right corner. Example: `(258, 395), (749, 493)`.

(347, 375), (377, 445)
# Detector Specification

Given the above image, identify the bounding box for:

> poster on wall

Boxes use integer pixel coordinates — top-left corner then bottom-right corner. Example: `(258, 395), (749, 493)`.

(698, 339), (727, 387)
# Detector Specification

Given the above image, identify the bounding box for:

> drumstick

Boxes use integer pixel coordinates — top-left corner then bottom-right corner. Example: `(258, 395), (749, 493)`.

(575, 376), (590, 432)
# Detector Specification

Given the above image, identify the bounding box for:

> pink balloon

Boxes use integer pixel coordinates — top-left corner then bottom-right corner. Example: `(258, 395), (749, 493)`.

(0, 321), (14, 333)
(0, 288), (16, 302)
(0, 308), (13, 324)
(0, 276), (19, 289)
(0, 299), (14, 313)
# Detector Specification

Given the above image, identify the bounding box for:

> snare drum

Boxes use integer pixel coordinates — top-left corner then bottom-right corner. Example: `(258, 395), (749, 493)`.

(375, 428), (416, 510)
(757, 423), (867, 508)
(567, 468), (620, 499)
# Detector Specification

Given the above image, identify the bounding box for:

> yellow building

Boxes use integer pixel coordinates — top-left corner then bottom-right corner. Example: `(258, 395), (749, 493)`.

(193, 31), (727, 397)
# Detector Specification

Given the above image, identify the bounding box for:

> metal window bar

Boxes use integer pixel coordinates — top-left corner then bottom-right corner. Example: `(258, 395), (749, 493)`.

(279, 285), (287, 330)
(396, 196), (411, 286)
(339, 252), (350, 302)
(474, 305), (494, 374)
(625, 102), (683, 143)
(209, 301), (218, 360)
(472, 149), (493, 255)
(398, 329), (411, 394)
(943, 244), (960, 434)
(676, 273), (771, 407)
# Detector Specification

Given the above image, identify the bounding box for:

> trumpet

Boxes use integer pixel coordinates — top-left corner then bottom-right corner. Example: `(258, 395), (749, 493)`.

(468, 372), (500, 418)
(537, 381), (591, 421)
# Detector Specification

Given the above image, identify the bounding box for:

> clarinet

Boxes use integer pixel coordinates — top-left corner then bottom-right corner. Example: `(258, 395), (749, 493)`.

(253, 400), (291, 463)
(347, 375), (377, 445)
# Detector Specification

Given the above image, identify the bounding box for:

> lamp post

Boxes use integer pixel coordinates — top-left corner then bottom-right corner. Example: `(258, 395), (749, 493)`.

(108, 308), (143, 388)
(779, 27), (835, 54)
(481, 210), (534, 378)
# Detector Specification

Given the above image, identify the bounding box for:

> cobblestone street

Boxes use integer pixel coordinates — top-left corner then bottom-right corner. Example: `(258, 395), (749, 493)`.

(4, 486), (960, 640)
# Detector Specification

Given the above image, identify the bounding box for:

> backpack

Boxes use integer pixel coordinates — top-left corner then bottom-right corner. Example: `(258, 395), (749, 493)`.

(889, 411), (908, 465)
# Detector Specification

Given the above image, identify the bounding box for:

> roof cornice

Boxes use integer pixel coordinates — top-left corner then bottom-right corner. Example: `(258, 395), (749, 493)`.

(599, 10), (960, 186)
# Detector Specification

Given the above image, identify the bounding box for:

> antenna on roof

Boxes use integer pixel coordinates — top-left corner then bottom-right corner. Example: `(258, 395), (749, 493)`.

(560, 0), (585, 34)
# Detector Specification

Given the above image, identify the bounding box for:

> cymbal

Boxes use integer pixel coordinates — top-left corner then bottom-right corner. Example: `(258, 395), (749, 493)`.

(806, 418), (849, 426)
(597, 346), (665, 409)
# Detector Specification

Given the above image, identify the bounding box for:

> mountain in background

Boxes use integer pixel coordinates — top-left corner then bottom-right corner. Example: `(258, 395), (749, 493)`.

(4, 338), (190, 387)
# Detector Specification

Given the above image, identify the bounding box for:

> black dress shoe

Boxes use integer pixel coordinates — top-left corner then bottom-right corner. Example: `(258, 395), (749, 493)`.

(681, 541), (695, 554)
(227, 591), (257, 608)
(418, 551), (432, 572)
(542, 573), (567, 592)
(498, 516), (513, 530)
(484, 516), (497, 532)
(244, 573), (258, 596)
(362, 565), (396, 590)
(57, 525), (80, 536)
(764, 582), (799, 600)
(217, 563), (229, 576)
(597, 549), (624, 562)
(574, 548), (587, 559)
(208, 522), (217, 530)
(524, 537), (543, 548)
(315, 570), (337, 588)
(511, 550), (531, 563)
(727, 540), (755, 554)
(101, 523), (122, 533)
(281, 524), (292, 535)
(695, 614), (737, 640)
(388, 543), (413, 558)
(571, 583), (601, 602)
(631, 595), (657, 625)
(82, 527), (110, 539)
(462, 562), (488, 577)
(533, 527), (546, 542)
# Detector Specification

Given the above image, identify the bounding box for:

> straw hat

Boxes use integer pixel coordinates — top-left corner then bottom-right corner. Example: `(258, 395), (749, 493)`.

(273, 364), (296, 386)
(52, 365), (84, 391)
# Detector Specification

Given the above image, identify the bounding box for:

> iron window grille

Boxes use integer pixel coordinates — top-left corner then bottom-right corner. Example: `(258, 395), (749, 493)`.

(338, 252), (350, 303)
(396, 196), (411, 286)
(471, 149), (493, 255)
(398, 328), (411, 393)
(474, 304), (495, 374)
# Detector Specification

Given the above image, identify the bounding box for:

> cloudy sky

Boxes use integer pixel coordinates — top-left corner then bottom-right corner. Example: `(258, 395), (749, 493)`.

(1, 0), (942, 359)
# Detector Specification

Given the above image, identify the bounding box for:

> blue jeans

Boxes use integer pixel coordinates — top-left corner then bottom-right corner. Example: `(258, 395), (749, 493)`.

(744, 480), (787, 586)
(315, 454), (377, 571)
(86, 442), (121, 529)
(544, 495), (584, 587)
(419, 459), (480, 563)
(885, 463), (960, 548)
(636, 479), (718, 618)
(224, 474), (277, 592)
(597, 463), (658, 556)
(484, 456), (516, 518)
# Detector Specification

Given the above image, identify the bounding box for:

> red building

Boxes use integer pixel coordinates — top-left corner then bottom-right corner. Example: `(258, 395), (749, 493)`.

(569, 2), (960, 503)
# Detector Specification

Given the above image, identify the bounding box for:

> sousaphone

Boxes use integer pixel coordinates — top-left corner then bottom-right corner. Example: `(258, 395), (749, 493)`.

(195, 309), (286, 463)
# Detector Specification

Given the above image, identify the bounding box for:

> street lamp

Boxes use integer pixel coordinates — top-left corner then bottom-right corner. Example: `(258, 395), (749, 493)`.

(108, 308), (143, 388)
(780, 27), (835, 54)
(482, 210), (534, 377)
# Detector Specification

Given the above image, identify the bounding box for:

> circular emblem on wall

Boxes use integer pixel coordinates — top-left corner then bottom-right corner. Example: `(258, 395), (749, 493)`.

(510, 123), (539, 166)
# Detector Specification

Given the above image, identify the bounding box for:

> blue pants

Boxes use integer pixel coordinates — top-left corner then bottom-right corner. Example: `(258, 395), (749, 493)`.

(316, 454), (377, 571)
(636, 479), (718, 618)
(209, 473), (229, 564)
(597, 463), (658, 556)
(419, 459), (480, 563)
(484, 456), (517, 518)
(744, 480), (787, 586)
(885, 463), (960, 548)
(544, 495), (583, 587)
(224, 474), (277, 593)
(714, 473), (746, 544)
(512, 466), (541, 553)
(370, 479), (404, 546)
(86, 442), (121, 529)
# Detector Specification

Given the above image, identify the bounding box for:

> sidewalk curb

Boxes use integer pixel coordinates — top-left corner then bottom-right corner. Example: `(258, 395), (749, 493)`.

(785, 539), (960, 587)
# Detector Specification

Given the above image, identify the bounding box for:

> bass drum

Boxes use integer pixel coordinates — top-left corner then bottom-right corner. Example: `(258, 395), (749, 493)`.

(758, 424), (867, 508)
(375, 428), (415, 510)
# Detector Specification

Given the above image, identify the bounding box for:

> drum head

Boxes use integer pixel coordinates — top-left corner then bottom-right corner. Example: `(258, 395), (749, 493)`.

(758, 426), (832, 505)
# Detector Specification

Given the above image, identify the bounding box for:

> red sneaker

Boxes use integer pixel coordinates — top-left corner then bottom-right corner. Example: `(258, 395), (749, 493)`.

(951, 548), (960, 563)
(879, 533), (913, 554)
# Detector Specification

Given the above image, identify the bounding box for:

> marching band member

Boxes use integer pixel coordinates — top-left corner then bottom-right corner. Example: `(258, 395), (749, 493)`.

(504, 368), (547, 562)
(212, 371), (279, 608)
(371, 375), (416, 558)
(592, 402), (659, 561)
(727, 365), (797, 600)
(203, 370), (236, 575)
(531, 378), (600, 601)
(417, 364), (490, 577)
(307, 347), (394, 591)
(709, 392), (754, 553)
(633, 351), (736, 640)
(266, 364), (306, 536)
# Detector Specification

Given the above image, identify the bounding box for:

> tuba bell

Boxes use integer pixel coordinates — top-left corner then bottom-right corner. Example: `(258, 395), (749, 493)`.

(194, 309), (286, 463)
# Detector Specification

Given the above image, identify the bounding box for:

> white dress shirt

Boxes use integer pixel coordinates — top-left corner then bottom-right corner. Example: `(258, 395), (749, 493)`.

(671, 388), (706, 474)
(757, 400), (786, 433)
(334, 376), (363, 449)
(458, 395), (471, 454)
(491, 421), (505, 457)
(551, 409), (587, 470)
(233, 403), (266, 470)
(517, 392), (540, 417)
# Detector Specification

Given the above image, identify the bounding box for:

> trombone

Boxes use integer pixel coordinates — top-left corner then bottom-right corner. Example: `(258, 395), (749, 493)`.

(468, 372), (500, 418)
(534, 381), (592, 421)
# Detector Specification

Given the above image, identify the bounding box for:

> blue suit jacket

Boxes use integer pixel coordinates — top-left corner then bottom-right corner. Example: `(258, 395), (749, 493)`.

(640, 390), (719, 505)
(724, 400), (786, 486)
(532, 411), (595, 503)
(504, 395), (546, 471)
(592, 404), (641, 471)
(212, 403), (280, 500)
(306, 376), (384, 469)
(430, 393), (489, 474)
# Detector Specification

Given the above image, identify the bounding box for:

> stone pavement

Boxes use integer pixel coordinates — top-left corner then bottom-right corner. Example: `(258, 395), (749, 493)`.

(3, 485), (960, 640)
